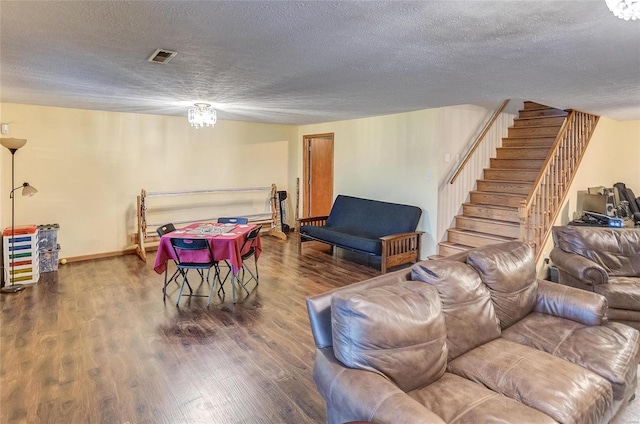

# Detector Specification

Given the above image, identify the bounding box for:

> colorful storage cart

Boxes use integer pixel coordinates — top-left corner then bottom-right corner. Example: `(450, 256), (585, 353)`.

(2, 225), (40, 285)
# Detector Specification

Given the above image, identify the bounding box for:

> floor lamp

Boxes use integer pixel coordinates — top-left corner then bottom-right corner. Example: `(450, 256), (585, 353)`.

(1, 138), (38, 294)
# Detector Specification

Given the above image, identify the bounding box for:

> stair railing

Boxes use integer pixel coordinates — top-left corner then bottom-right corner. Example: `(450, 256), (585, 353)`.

(449, 99), (510, 184)
(518, 110), (600, 258)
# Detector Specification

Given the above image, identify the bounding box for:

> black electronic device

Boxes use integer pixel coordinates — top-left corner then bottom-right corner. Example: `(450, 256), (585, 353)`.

(277, 190), (290, 233)
(583, 211), (624, 228)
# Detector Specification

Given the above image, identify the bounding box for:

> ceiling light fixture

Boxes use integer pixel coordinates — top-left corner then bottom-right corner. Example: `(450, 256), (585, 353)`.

(605, 0), (640, 20)
(187, 103), (217, 129)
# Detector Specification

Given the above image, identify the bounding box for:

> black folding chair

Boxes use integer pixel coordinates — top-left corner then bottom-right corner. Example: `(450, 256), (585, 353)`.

(236, 225), (262, 294)
(169, 238), (221, 307)
(157, 223), (180, 301)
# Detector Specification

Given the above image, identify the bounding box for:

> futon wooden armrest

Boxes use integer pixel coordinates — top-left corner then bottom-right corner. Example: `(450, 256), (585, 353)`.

(296, 215), (329, 228)
(297, 215), (329, 253)
(380, 231), (424, 274)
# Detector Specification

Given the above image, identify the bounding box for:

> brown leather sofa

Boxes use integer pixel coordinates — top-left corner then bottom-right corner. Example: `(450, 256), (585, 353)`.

(551, 226), (640, 330)
(307, 241), (639, 424)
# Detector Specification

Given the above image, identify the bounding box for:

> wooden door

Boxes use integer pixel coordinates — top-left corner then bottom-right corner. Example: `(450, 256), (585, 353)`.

(303, 133), (334, 217)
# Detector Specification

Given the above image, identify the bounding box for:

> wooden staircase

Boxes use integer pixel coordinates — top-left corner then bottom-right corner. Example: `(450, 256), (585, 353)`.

(438, 102), (569, 257)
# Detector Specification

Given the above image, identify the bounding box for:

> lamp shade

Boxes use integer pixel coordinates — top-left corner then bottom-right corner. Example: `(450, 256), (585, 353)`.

(22, 183), (38, 197)
(0, 138), (27, 150)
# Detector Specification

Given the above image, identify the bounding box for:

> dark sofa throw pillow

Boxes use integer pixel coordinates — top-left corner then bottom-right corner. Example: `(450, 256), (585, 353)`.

(466, 242), (538, 329)
(331, 281), (447, 392)
(411, 260), (501, 360)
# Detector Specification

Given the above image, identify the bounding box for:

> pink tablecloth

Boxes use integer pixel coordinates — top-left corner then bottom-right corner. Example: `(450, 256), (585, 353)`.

(153, 223), (262, 275)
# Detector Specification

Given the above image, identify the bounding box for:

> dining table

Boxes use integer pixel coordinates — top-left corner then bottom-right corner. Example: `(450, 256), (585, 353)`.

(153, 222), (262, 303)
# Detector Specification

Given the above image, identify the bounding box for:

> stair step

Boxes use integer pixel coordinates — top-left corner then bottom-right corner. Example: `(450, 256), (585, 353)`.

(508, 126), (562, 138)
(484, 168), (539, 181)
(523, 101), (551, 110)
(502, 136), (556, 148)
(455, 216), (521, 239)
(513, 116), (566, 127)
(438, 242), (470, 257)
(463, 203), (520, 222)
(490, 158), (545, 169)
(518, 108), (568, 118)
(496, 147), (550, 160)
(476, 179), (533, 195)
(470, 191), (526, 207)
(447, 228), (516, 248)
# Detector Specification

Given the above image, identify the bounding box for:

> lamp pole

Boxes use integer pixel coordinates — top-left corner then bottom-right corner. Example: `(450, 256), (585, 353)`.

(1, 147), (25, 293)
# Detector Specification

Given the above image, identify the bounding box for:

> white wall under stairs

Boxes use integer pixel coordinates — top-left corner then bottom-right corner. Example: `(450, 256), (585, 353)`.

(436, 102), (520, 245)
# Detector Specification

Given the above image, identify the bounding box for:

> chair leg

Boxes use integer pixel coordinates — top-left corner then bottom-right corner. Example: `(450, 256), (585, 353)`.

(163, 268), (169, 302)
(215, 264), (226, 295)
(237, 268), (250, 295)
(254, 256), (259, 285)
(236, 259), (260, 295)
(162, 262), (182, 301)
(176, 270), (189, 306)
(206, 267), (218, 308)
(217, 261), (231, 295)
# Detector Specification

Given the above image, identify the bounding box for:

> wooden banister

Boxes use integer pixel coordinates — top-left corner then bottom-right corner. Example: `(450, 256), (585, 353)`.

(518, 110), (600, 259)
(449, 99), (510, 184)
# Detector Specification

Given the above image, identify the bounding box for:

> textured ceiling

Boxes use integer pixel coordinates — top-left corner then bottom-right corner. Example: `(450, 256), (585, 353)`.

(1, 1), (639, 125)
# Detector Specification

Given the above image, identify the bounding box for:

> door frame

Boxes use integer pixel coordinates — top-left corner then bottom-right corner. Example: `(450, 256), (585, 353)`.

(302, 133), (334, 218)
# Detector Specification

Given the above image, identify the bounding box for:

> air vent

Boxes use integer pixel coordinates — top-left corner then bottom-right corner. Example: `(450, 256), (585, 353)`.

(148, 49), (177, 64)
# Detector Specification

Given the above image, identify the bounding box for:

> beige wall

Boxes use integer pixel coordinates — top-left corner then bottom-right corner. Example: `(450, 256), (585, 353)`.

(3, 102), (638, 264)
(536, 117), (640, 277)
(0, 103), (297, 258)
(437, 103), (518, 242)
(298, 110), (440, 256)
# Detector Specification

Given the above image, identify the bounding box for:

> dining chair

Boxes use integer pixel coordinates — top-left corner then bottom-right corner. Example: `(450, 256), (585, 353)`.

(217, 217), (249, 224)
(235, 225), (262, 295)
(169, 238), (221, 307)
(157, 223), (180, 300)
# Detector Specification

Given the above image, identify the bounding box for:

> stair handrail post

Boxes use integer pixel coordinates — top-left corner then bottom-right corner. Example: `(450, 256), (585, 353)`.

(449, 99), (510, 185)
(518, 199), (529, 243)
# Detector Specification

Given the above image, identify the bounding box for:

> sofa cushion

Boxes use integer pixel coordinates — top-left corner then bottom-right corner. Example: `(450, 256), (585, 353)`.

(408, 372), (557, 424)
(553, 226), (640, 277)
(467, 241), (538, 329)
(325, 195), (422, 238)
(300, 225), (381, 254)
(447, 338), (613, 424)
(331, 281), (447, 392)
(594, 277), (640, 310)
(411, 260), (501, 360)
(503, 313), (640, 401)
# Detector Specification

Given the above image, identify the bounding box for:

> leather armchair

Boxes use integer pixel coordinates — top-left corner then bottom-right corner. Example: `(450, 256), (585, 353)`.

(550, 226), (640, 330)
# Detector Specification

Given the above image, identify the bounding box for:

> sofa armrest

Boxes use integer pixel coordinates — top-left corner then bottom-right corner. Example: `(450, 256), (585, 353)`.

(549, 248), (608, 287)
(535, 279), (607, 326)
(314, 348), (446, 424)
(380, 231), (424, 274)
(297, 215), (329, 253)
(297, 215), (329, 228)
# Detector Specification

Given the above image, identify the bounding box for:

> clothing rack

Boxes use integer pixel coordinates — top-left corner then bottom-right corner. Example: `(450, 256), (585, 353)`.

(136, 184), (286, 261)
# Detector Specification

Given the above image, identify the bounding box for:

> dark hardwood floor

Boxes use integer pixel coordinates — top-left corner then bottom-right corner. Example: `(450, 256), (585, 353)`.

(0, 234), (380, 424)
